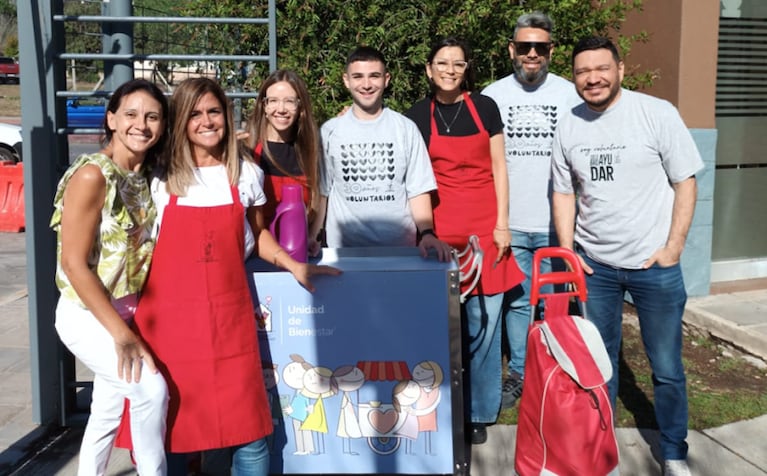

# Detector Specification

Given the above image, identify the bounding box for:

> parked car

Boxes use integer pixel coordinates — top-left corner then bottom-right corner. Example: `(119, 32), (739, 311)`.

(0, 122), (22, 163)
(0, 57), (19, 84)
(66, 97), (107, 129)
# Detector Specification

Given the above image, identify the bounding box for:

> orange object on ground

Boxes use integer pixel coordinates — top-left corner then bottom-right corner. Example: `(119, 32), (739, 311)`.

(0, 162), (24, 232)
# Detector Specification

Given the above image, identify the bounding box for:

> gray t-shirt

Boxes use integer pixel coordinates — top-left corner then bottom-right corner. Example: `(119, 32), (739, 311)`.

(320, 107), (437, 247)
(551, 89), (704, 269)
(483, 73), (581, 233)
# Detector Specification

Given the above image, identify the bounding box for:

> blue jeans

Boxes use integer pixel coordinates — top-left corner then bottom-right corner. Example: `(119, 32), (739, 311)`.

(582, 254), (689, 460)
(232, 438), (270, 476)
(167, 438), (269, 476)
(504, 231), (558, 377)
(464, 292), (505, 423)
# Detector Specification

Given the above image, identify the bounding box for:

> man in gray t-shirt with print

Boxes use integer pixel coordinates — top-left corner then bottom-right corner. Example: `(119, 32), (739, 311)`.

(551, 37), (703, 476)
(483, 11), (581, 410)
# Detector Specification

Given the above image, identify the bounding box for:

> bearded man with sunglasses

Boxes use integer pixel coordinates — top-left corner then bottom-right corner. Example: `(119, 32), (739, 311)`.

(482, 12), (581, 410)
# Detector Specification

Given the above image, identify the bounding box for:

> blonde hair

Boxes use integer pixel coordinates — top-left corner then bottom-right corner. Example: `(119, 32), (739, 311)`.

(163, 77), (245, 196)
(415, 360), (444, 388)
(245, 69), (319, 207)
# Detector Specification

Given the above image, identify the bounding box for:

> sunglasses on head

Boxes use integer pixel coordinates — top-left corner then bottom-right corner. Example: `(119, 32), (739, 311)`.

(512, 41), (552, 55)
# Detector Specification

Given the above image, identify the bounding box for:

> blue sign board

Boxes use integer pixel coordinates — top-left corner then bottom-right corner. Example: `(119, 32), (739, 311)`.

(247, 248), (464, 475)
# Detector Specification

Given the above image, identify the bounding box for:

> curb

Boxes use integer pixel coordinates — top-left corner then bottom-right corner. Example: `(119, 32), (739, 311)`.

(683, 304), (767, 362)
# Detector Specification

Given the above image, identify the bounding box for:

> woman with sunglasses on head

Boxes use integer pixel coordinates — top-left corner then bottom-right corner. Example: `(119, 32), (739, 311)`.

(117, 78), (339, 475)
(244, 69), (323, 255)
(51, 79), (169, 476)
(405, 37), (524, 446)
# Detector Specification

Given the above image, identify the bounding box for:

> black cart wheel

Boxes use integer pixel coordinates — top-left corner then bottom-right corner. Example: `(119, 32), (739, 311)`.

(367, 436), (400, 455)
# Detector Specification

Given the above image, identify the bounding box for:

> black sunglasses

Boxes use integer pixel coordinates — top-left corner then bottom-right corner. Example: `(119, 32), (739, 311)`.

(512, 41), (552, 55)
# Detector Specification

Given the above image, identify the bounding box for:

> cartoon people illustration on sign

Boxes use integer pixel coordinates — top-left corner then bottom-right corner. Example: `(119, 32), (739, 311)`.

(413, 360), (443, 455)
(282, 354), (315, 456)
(278, 358), (445, 458)
(392, 380), (421, 455)
(334, 365), (365, 455)
(300, 366), (338, 455)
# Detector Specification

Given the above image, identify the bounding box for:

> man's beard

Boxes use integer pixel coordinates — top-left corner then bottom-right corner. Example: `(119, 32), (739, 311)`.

(580, 81), (622, 112)
(512, 57), (549, 86)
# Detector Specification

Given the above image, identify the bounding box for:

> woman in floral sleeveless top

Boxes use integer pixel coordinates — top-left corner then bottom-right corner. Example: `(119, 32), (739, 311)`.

(50, 79), (170, 476)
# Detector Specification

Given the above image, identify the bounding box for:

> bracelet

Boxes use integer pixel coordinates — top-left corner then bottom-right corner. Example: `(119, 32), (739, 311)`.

(495, 226), (508, 231)
(273, 249), (285, 266)
(419, 228), (437, 239)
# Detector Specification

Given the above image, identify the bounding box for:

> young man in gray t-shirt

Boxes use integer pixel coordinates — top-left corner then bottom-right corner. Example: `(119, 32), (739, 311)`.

(310, 47), (450, 261)
(551, 37), (703, 476)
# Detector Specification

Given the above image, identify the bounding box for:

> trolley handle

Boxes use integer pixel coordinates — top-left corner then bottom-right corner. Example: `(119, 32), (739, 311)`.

(529, 247), (587, 306)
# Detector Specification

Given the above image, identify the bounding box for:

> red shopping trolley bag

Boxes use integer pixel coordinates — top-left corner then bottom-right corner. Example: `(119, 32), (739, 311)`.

(514, 247), (619, 476)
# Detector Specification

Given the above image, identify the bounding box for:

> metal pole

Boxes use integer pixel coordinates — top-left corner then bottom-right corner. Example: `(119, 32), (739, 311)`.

(269, 0), (277, 71)
(103, 0), (134, 89)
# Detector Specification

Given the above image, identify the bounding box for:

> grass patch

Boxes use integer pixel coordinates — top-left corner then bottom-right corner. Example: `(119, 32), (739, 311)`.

(0, 84), (21, 117)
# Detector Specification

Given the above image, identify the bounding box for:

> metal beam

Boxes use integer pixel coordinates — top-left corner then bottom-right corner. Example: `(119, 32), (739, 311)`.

(17, 0), (71, 426)
(59, 53), (271, 62)
(53, 15), (270, 25)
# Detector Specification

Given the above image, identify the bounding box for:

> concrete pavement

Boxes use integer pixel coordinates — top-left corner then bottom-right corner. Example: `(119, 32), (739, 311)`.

(1, 230), (766, 475)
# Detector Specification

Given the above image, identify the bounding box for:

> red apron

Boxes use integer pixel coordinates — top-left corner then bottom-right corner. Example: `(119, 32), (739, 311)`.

(428, 92), (524, 295)
(254, 143), (310, 225)
(132, 186), (272, 452)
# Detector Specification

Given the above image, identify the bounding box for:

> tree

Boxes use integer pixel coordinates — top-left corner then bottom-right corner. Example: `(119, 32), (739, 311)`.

(179, 0), (649, 121)
(0, 0), (16, 57)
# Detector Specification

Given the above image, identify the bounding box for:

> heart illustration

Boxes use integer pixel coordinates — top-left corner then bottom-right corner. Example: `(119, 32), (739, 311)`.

(368, 409), (398, 434)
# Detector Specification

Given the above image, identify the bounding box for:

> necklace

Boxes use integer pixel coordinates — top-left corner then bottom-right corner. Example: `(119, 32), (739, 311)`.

(435, 100), (463, 133)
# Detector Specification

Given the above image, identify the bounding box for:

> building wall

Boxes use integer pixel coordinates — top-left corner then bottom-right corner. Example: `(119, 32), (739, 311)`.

(622, 0), (720, 295)
(623, 0), (719, 128)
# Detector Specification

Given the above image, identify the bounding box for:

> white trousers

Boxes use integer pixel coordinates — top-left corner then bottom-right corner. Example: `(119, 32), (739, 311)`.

(55, 297), (169, 476)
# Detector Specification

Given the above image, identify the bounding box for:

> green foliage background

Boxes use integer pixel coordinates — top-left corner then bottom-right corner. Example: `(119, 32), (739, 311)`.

(179, 0), (647, 122)
(9, 1), (647, 119)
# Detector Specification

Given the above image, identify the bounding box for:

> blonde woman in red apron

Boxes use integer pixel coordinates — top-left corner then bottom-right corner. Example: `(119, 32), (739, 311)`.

(118, 78), (339, 475)
(405, 37), (525, 446)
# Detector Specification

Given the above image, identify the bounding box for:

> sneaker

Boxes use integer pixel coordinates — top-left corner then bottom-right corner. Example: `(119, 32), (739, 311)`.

(470, 423), (487, 445)
(663, 459), (691, 476)
(501, 373), (523, 409)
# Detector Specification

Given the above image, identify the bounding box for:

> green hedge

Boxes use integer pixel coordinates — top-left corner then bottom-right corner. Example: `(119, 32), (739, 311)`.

(180, 0), (648, 122)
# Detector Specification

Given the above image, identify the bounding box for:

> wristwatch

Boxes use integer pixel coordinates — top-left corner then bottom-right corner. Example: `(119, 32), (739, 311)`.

(419, 228), (437, 239)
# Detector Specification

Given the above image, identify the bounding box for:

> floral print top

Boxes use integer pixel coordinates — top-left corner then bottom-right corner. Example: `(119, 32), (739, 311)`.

(50, 153), (156, 306)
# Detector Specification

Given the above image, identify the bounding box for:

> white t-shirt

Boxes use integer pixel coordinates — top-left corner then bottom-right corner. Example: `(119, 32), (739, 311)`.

(151, 160), (266, 257)
(483, 73), (581, 233)
(551, 89), (704, 268)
